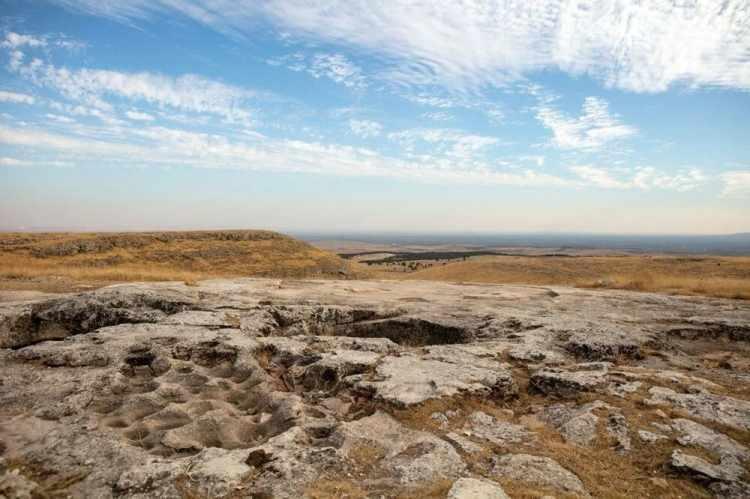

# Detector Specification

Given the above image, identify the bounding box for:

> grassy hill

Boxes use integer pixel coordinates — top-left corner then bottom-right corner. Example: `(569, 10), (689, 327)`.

(392, 254), (750, 300)
(0, 230), (352, 292)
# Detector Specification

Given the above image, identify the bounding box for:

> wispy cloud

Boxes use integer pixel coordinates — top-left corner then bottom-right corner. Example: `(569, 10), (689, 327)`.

(51, 1), (750, 93)
(309, 53), (366, 88)
(0, 157), (27, 166)
(537, 97), (636, 151)
(45, 113), (77, 124)
(7, 57), (255, 125)
(721, 171), (750, 197)
(270, 52), (366, 88)
(0, 123), (568, 187)
(125, 110), (155, 121)
(0, 156), (72, 167)
(571, 165), (706, 192)
(421, 111), (452, 122)
(0, 90), (35, 104)
(1, 32), (47, 49)
(349, 119), (382, 138)
(389, 128), (499, 161)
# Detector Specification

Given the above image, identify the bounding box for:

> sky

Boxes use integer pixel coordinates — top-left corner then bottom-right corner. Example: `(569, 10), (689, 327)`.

(0, 0), (749, 234)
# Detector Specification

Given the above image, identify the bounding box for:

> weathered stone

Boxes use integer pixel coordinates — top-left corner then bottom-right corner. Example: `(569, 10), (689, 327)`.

(669, 449), (744, 483)
(492, 454), (589, 497)
(606, 412), (631, 452)
(444, 432), (485, 454)
(672, 418), (749, 462)
(0, 287), (193, 348)
(348, 354), (516, 406)
(0, 278), (749, 498)
(646, 387), (750, 431)
(529, 367), (609, 397)
(339, 411), (466, 485)
(638, 430), (667, 444)
(564, 328), (645, 361)
(447, 477), (510, 499)
(464, 411), (534, 446)
(541, 402), (604, 446)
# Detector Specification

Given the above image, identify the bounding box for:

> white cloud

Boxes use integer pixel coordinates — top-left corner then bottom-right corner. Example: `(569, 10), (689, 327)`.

(52, 1), (750, 93)
(0, 156), (71, 167)
(45, 113), (76, 124)
(125, 110), (155, 121)
(349, 119), (381, 138)
(7, 51), (255, 124)
(421, 111), (451, 122)
(537, 97), (636, 151)
(571, 165), (706, 191)
(0, 90), (35, 104)
(404, 94), (458, 108)
(486, 108), (504, 125)
(0, 123), (569, 187)
(389, 128), (498, 161)
(270, 52), (366, 88)
(570, 165), (631, 189)
(520, 155), (545, 167)
(721, 171), (750, 197)
(1, 32), (47, 49)
(0, 157), (26, 166)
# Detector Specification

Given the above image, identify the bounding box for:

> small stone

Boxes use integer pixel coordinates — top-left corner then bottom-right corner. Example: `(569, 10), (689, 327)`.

(638, 430), (667, 444)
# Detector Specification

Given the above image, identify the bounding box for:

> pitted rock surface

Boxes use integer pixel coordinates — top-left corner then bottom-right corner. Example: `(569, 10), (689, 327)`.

(0, 278), (749, 498)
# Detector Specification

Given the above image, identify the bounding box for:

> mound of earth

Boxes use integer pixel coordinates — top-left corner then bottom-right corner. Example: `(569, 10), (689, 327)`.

(0, 231), (352, 292)
(1, 279), (749, 498)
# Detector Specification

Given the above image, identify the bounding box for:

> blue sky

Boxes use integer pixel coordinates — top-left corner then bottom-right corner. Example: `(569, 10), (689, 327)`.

(0, 0), (749, 233)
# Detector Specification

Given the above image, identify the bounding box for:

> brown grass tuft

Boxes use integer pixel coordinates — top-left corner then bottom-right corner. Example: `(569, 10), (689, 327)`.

(384, 254), (750, 300)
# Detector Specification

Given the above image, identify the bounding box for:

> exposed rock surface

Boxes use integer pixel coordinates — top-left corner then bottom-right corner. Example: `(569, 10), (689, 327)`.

(491, 453), (589, 496)
(0, 278), (749, 498)
(447, 477), (510, 499)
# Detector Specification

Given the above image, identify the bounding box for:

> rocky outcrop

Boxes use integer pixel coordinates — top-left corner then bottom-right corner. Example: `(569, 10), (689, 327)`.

(646, 386), (750, 431)
(0, 278), (749, 498)
(529, 364), (610, 397)
(348, 354), (517, 406)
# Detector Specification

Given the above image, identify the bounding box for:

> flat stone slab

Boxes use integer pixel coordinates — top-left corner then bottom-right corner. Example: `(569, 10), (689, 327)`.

(491, 453), (590, 497)
(448, 477), (510, 499)
(646, 387), (750, 431)
(347, 354), (517, 406)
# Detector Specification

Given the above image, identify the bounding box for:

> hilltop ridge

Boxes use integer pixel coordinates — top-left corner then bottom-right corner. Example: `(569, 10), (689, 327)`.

(0, 230), (352, 292)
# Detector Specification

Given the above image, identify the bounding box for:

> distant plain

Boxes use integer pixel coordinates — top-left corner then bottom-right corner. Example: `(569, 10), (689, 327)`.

(1, 231), (749, 301)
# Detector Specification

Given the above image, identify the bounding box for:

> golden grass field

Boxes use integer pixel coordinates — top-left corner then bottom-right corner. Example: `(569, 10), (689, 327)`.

(1, 231), (749, 300)
(0, 231), (350, 292)
(387, 254), (750, 300)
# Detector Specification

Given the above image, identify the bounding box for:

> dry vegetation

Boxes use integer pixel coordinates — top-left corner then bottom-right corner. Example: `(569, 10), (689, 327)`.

(2, 232), (749, 301)
(384, 254), (750, 300)
(0, 231), (351, 292)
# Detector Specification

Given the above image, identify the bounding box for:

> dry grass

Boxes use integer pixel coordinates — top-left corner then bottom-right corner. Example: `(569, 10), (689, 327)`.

(386, 379), (712, 499)
(384, 254), (750, 300)
(0, 231), (353, 292)
(3, 232), (749, 302)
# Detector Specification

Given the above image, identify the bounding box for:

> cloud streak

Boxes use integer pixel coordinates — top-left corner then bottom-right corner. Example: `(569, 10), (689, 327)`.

(537, 97), (636, 151)
(721, 171), (750, 197)
(571, 165), (706, 192)
(0, 90), (35, 104)
(50, 0), (750, 93)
